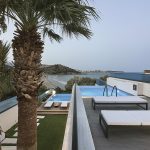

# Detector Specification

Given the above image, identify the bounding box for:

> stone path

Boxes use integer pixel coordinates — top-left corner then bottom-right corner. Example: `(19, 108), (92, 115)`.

(1, 138), (17, 144)
(13, 132), (17, 137)
(37, 115), (45, 119)
(1, 115), (45, 149)
(1, 146), (16, 150)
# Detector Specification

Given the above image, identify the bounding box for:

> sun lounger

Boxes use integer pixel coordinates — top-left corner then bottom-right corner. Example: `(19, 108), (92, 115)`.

(61, 102), (68, 108)
(92, 96), (148, 110)
(44, 101), (53, 108)
(53, 102), (60, 107)
(99, 110), (150, 138)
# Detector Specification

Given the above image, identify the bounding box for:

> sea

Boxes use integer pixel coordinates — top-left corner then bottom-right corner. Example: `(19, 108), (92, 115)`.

(47, 72), (150, 89)
(47, 72), (108, 89)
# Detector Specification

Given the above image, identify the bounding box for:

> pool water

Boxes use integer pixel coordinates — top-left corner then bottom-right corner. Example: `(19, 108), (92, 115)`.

(49, 86), (132, 102)
(79, 86), (132, 97)
(49, 94), (71, 102)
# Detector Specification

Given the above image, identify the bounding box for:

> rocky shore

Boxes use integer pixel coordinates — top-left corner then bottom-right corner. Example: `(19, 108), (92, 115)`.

(41, 74), (65, 90)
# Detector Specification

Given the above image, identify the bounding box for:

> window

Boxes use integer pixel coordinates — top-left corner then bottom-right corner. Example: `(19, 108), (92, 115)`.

(133, 84), (137, 91)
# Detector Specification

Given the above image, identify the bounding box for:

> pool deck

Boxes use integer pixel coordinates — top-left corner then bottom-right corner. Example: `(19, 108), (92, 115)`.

(83, 96), (150, 150)
(37, 102), (69, 114)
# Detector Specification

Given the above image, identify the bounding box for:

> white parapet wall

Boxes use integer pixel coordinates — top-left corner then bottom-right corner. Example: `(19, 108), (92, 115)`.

(0, 105), (18, 132)
(107, 77), (138, 95)
(143, 83), (150, 97)
(62, 84), (95, 150)
(107, 77), (150, 97)
(62, 85), (75, 150)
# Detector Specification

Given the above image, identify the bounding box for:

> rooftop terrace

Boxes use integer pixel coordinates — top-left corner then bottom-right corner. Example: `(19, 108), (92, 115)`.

(83, 97), (150, 150)
(62, 84), (150, 150)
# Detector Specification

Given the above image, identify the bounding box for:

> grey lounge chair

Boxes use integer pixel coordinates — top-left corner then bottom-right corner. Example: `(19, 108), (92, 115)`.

(100, 110), (150, 137)
(92, 96), (148, 110)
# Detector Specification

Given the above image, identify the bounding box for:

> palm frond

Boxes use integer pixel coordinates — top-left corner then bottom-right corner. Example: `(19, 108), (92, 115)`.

(43, 27), (62, 42)
(0, 40), (10, 73)
(62, 23), (92, 39)
(1, 0), (99, 40)
(41, 0), (99, 39)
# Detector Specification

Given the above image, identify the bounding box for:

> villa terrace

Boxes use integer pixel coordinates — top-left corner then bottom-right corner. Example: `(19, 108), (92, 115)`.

(37, 102), (69, 115)
(84, 97), (150, 150)
(62, 85), (150, 150)
(1, 84), (150, 150)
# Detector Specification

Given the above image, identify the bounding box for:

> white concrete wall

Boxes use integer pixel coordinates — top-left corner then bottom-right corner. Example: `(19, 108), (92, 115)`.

(62, 85), (75, 150)
(107, 77), (150, 97)
(0, 105), (18, 132)
(143, 83), (150, 97)
(107, 77), (138, 95)
(62, 85), (95, 150)
(76, 86), (95, 150)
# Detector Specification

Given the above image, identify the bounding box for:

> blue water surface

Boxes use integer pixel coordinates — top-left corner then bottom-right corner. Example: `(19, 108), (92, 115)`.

(79, 86), (132, 97)
(49, 86), (132, 102)
(49, 94), (71, 102)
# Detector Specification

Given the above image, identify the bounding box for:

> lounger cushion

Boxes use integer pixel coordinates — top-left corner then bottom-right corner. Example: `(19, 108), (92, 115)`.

(94, 97), (116, 103)
(44, 101), (53, 107)
(131, 111), (150, 125)
(101, 110), (150, 126)
(94, 96), (147, 104)
(61, 102), (68, 108)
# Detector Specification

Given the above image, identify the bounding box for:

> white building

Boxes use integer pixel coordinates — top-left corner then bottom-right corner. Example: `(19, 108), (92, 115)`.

(107, 73), (150, 97)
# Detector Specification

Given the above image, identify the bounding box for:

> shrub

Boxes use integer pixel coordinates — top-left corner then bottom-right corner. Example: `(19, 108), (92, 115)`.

(100, 75), (108, 82)
(65, 76), (96, 92)
(0, 72), (16, 101)
(38, 85), (48, 95)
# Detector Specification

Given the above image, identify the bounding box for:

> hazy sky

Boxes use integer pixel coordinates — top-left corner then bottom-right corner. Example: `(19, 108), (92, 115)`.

(0, 0), (150, 72)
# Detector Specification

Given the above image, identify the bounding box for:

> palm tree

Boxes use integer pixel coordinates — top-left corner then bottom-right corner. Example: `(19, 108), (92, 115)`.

(0, 0), (99, 150)
(0, 40), (10, 73)
(0, 40), (10, 150)
(0, 40), (10, 99)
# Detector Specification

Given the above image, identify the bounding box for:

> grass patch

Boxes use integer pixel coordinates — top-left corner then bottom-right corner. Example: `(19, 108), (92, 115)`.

(5, 123), (18, 138)
(37, 115), (67, 150)
(4, 115), (67, 150)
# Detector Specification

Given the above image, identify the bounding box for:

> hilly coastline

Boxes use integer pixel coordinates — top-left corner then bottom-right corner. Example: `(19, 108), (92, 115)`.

(42, 64), (81, 75)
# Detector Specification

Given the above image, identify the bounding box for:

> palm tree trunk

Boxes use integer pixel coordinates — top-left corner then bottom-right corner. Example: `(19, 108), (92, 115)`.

(12, 28), (44, 150)
(17, 97), (37, 150)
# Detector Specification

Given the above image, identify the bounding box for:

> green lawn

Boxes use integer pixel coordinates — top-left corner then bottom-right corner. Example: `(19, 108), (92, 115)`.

(5, 123), (18, 137)
(37, 115), (67, 150)
(5, 115), (67, 150)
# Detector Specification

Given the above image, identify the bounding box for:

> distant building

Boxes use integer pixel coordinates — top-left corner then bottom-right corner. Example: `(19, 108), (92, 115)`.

(144, 70), (150, 74)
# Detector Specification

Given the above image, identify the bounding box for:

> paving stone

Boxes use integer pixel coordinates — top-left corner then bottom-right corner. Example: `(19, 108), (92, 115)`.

(37, 115), (45, 119)
(1, 138), (17, 144)
(14, 127), (18, 131)
(13, 132), (18, 137)
(1, 146), (16, 150)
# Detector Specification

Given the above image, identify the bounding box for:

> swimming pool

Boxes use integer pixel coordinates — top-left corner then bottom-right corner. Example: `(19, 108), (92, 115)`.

(48, 86), (132, 102)
(49, 94), (71, 102)
(79, 86), (132, 97)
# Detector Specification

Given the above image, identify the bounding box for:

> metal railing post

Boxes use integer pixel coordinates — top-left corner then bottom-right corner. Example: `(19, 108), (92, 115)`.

(72, 84), (78, 150)
(111, 86), (118, 97)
